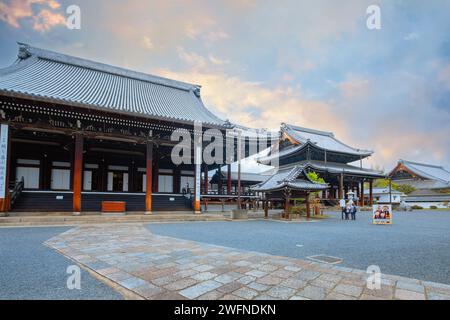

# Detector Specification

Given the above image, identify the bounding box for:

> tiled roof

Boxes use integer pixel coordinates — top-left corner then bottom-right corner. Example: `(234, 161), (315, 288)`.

(0, 43), (228, 126)
(397, 160), (450, 185)
(251, 165), (328, 192)
(281, 123), (373, 156)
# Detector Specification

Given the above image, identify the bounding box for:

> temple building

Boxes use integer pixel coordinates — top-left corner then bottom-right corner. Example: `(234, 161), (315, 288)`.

(0, 43), (238, 214)
(256, 123), (385, 206)
(389, 159), (450, 208)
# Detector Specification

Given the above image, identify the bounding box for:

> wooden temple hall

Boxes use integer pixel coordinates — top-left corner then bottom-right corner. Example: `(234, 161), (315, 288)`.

(0, 43), (267, 215)
(256, 123), (385, 207)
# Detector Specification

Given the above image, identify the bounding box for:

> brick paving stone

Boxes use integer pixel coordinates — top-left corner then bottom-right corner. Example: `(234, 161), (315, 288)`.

(198, 290), (226, 300)
(254, 295), (278, 300)
(219, 294), (244, 300)
(333, 284), (363, 297)
(257, 275), (284, 286)
(164, 278), (198, 291)
(245, 270), (267, 278)
(237, 275), (256, 285)
(394, 289), (426, 300)
(310, 279), (337, 291)
(271, 269), (294, 279)
(191, 272), (218, 281)
(396, 281), (425, 293)
(233, 287), (259, 299)
(363, 286), (395, 299)
(217, 281), (244, 294)
(194, 264), (215, 272)
(289, 295), (310, 300)
(427, 291), (450, 300)
(360, 294), (387, 300)
(280, 278), (308, 290)
(179, 280), (222, 299)
(294, 270), (321, 281)
(266, 286), (297, 299)
(257, 264), (279, 272)
(119, 276), (147, 290)
(214, 273), (236, 284)
(134, 282), (164, 298)
(297, 285), (327, 300)
(247, 281), (270, 292)
(284, 266), (302, 272)
(326, 292), (358, 300)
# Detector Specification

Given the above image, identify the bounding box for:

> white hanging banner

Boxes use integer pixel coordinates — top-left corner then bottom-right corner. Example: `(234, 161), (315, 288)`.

(0, 124), (9, 198)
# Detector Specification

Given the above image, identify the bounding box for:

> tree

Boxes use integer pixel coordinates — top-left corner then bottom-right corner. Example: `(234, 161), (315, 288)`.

(396, 184), (416, 195)
(307, 171), (325, 184)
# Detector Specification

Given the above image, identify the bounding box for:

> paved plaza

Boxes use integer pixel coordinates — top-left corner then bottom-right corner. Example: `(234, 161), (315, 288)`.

(43, 219), (450, 300)
(148, 210), (450, 284)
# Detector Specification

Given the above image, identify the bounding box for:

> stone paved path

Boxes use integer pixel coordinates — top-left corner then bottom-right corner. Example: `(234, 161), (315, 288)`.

(45, 224), (450, 300)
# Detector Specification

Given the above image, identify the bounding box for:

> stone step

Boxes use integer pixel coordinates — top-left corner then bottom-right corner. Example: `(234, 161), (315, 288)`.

(0, 213), (228, 226)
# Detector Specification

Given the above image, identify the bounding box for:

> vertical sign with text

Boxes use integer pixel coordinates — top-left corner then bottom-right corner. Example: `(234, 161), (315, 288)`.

(0, 124), (9, 198)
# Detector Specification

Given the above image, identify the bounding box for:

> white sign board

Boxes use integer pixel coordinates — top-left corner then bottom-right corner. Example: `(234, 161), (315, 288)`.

(0, 124), (9, 198)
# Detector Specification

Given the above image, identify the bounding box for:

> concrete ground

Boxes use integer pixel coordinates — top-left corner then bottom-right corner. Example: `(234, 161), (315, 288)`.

(0, 227), (123, 300)
(147, 210), (450, 285)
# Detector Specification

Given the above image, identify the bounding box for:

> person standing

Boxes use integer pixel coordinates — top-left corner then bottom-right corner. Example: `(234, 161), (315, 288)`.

(351, 204), (357, 220)
(339, 198), (346, 220)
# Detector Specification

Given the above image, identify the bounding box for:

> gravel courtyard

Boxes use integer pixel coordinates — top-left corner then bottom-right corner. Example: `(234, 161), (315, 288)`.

(147, 210), (450, 284)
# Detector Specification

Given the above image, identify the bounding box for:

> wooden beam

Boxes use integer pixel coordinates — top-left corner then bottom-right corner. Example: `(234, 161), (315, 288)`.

(203, 164), (209, 194)
(145, 140), (153, 214)
(72, 133), (83, 214)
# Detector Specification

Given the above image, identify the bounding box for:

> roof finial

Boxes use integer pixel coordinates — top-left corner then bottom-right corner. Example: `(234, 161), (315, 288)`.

(17, 42), (31, 60)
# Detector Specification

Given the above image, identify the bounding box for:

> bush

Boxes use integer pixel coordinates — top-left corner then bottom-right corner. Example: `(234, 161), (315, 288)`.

(411, 205), (423, 210)
(430, 205), (438, 210)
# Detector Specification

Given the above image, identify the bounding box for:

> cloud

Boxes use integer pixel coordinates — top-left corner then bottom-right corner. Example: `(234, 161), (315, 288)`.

(32, 8), (65, 31)
(0, 0), (64, 31)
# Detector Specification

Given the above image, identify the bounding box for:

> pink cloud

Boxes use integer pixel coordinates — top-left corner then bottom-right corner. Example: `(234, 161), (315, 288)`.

(0, 0), (64, 31)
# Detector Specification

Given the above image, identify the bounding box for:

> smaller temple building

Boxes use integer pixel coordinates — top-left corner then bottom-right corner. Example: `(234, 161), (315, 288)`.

(389, 159), (450, 208)
(257, 123), (385, 206)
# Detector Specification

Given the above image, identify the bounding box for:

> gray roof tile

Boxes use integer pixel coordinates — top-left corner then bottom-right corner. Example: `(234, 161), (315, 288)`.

(0, 43), (227, 127)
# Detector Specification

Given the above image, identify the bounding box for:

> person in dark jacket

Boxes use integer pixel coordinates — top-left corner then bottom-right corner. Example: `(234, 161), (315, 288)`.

(351, 204), (357, 220)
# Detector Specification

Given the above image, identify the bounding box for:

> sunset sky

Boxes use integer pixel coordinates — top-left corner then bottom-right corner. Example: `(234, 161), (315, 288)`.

(1, 0), (450, 171)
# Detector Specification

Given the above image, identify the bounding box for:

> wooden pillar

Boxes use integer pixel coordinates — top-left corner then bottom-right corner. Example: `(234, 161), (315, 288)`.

(227, 164), (231, 195)
(338, 173), (344, 199)
(145, 141), (153, 214)
(0, 124), (11, 214)
(284, 188), (291, 219)
(218, 166), (223, 195)
(306, 192), (311, 219)
(72, 133), (83, 215)
(264, 199), (269, 219)
(361, 180), (365, 207)
(369, 180), (374, 206)
(356, 182), (361, 205)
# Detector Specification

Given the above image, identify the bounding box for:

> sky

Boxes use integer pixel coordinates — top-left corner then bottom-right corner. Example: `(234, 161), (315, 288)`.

(1, 0), (450, 172)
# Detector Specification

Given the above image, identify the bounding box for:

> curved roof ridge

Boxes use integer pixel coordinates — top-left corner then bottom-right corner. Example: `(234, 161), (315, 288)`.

(282, 123), (334, 137)
(16, 42), (197, 92)
(400, 159), (447, 170)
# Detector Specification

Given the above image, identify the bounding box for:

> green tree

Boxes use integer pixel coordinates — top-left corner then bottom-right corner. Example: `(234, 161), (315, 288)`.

(307, 171), (325, 184)
(396, 184), (415, 194)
